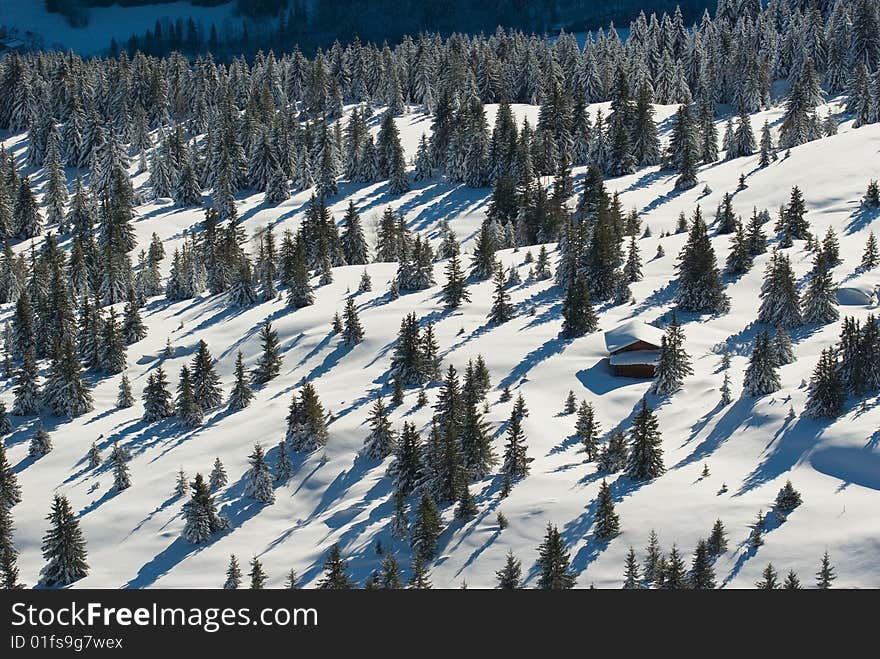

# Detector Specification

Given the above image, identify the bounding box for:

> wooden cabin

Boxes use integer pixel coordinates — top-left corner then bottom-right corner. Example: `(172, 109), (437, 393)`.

(604, 320), (664, 378)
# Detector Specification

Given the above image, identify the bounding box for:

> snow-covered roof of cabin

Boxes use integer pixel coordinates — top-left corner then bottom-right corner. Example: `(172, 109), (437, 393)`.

(604, 320), (664, 354)
(609, 350), (661, 366)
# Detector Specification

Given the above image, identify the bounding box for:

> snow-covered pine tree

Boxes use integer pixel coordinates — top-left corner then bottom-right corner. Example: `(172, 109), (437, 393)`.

(176, 365), (203, 427)
(410, 490), (442, 561)
(488, 265), (513, 324)
(801, 254), (839, 325)
(341, 297), (364, 346)
(626, 398), (664, 481)
(28, 421), (52, 458)
(181, 473), (229, 543)
(675, 207), (729, 313)
(594, 479), (620, 539)
(39, 494), (88, 587)
(561, 273), (597, 337)
(758, 250), (803, 328)
(223, 555), (242, 589)
(743, 330), (781, 396)
(501, 403), (531, 481)
(316, 544), (355, 589)
(209, 457), (228, 491)
(243, 444), (275, 504)
(110, 442), (131, 491)
(536, 523), (576, 589)
(286, 382), (329, 452)
(227, 351), (254, 411)
(363, 397), (396, 460)
(804, 347), (844, 418)
(651, 313), (693, 395)
(142, 366), (175, 422)
(251, 321), (282, 384)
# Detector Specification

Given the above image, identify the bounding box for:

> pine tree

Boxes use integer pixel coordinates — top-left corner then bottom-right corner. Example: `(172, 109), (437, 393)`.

(626, 398), (664, 481)
(783, 570), (802, 589)
(487, 265), (513, 324)
(116, 373), (134, 408)
(575, 400), (601, 460)
(676, 207), (729, 314)
(43, 340), (94, 418)
(12, 350), (40, 416)
(455, 483), (478, 521)
(502, 403), (531, 481)
(275, 441), (292, 483)
(594, 479), (620, 539)
(441, 252), (470, 308)
(108, 442), (130, 491)
(142, 366), (174, 422)
(496, 550), (523, 589)
(86, 442), (101, 470)
(248, 557), (267, 590)
(40, 494), (88, 587)
(816, 551), (836, 588)
(773, 327), (795, 366)
(536, 523), (576, 589)
(662, 544), (687, 589)
(651, 313), (693, 395)
(756, 563), (779, 589)
(286, 382), (329, 452)
(244, 444), (275, 504)
(748, 510), (765, 550)
(758, 251), (802, 328)
(0, 440), (22, 508)
(389, 421), (423, 496)
(175, 365), (203, 427)
(743, 331), (781, 396)
(175, 469), (189, 498)
(340, 201), (369, 265)
(622, 547), (642, 589)
(209, 457), (227, 491)
(689, 540), (716, 589)
(561, 273), (597, 337)
(707, 519), (728, 557)
(317, 544), (355, 589)
(341, 297), (364, 346)
(862, 232), (879, 270)
(28, 421), (52, 458)
(191, 340), (222, 411)
(223, 555), (242, 589)
(758, 120), (775, 167)
(804, 347), (844, 419)
(411, 490), (442, 561)
(720, 372), (732, 405)
(597, 429), (628, 473)
(642, 530), (662, 586)
(227, 351), (254, 411)
(98, 307), (126, 374)
(408, 556), (432, 589)
(801, 255), (839, 325)
(363, 397), (396, 460)
(182, 473), (230, 543)
(775, 480), (803, 513)
(252, 321), (282, 384)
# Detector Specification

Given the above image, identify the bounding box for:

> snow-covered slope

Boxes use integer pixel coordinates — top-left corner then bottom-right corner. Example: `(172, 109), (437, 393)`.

(2, 97), (879, 589)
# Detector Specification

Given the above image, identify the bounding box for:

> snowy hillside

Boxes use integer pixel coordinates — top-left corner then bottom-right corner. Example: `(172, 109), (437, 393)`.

(2, 91), (879, 589)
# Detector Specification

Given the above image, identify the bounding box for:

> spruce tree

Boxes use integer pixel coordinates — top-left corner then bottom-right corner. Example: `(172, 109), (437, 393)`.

(502, 403), (531, 481)
(816, 551), (836, 588)
(341, 297), (364, 346)
(286, 382), (329, 452)
(43, 339), (94, 418)
(40, 494), (88, 587)
(249, 557), (267, 590)
(676, 207), (729, 314)
(689, 540), (716, 589)
(442, 252), (470, 308)
(142, 366), (174, 422)
(317, 544), (355, 589)
(651, 313), (693, 395)
(487, 266), (513, 324)
(191, 340), (222, 411)
(181, 473), (230, 543)
(28, 421), (53, 458)
(743, 331), (781, 397)
(626, 398), (664, 481)
(622, 547), (642, 589)
(363, 397), (396, 460)
(116, 373), (134, 408)
(597, 429), (628, 474)
(244, 444), (275, 504)
(561, 273), (597, 337)
(227, 351), (254, 410)
(862, 232), (879, 270)
(804, 347), (844, 418)
(536, 523), (576, 589)
(707, 519), (728, 557)
(110, 442), (131, 491)
(775, 480), (803, 513)
(209, 457), (227, 491)
(411, 490), (442, 561)
(175, 366), (203, 427)
(783, 570), (802, 589)
(0, 440), (22, 508)
(801, 255), (839, 325)
(408, 556), (432, 589)
(224, 555), (242, 589)
(575, 400), (601, 461)
(252, 321), (282, 384)
(594, 479), (620, 540)
(756, 563), (779, 589)
(496, 550), (522, 589)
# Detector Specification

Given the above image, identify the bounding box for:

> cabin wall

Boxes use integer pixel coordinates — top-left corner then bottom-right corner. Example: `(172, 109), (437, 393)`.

(611, 363), (656, 378)
(612, 340), (660, 354)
